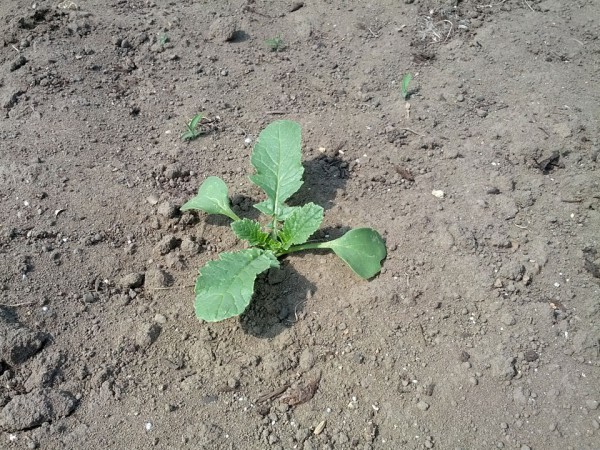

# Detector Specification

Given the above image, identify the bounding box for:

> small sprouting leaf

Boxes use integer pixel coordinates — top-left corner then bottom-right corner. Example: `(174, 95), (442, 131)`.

(189, 113), (203, 130)
(279, 203), (324, 250)
(231, 218), (270, 247)
(194, 248), (279, 322)
(321, 228), (386, 279)
(180, 176), (240, 221)
(265, 37), (286, 52)
(250, 120), (303, 219)
(401, 73), (413, 100)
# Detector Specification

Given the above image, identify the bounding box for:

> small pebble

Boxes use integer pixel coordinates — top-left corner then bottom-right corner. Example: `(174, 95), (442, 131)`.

(585, 399), (599, 410)
(501, 314), (516, 326)
(417, 400), (430, 411)
(157, 201), (178, 218)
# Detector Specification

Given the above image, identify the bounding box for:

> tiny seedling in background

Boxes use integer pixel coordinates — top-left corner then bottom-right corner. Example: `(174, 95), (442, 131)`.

(401, 73), (413, 100)
(159, 33), (169, 46)
(181, 120), (387, 322)
(265, 36), (286, 52)
(181, 113), (205, 141)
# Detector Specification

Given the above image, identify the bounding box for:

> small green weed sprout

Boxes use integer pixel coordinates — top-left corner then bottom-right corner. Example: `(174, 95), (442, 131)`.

(181, 113), (205, 141)
(159, 33), (169, 46)
(181, 120), (387, 322)
(401, 73), (413, 100)
(265, 36), (286, 52)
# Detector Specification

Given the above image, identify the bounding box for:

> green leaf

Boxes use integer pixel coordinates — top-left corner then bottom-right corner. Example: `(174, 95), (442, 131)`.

(195, 249), (279, 322)
(401, 73), (413, 99)
(279, 203), (324, 250)
(189, 113), (203, 130)
(181, 176), (241, 221)
(254, 201), (299, 221)
(250, 120), (303, 219)
(231, 218), (270, 247)
(319, 228), (386, 279)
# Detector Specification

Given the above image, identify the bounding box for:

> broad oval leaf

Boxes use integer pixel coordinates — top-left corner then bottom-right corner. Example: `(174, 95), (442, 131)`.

(279, 203), (324, 250)
(181, 176), (240, 221)
(323, 228), (386, 279)
(195, 249), (279, 322)
(249, 120), (303, 219)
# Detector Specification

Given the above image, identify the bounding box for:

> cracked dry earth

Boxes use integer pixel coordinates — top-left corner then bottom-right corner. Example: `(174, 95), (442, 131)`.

(1, 0), (599, 449)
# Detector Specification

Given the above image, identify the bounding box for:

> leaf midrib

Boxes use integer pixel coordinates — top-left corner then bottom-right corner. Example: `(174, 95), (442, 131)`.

(273, 126), (283, 217)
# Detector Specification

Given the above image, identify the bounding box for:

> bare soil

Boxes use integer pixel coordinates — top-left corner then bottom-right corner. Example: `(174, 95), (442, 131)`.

(1, 0), (599, 449)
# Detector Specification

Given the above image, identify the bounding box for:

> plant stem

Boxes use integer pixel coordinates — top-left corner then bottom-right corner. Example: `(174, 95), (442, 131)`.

(279, 240), (330, 256)
(228, 211), (242, 222)
(270, 214), (279, 241)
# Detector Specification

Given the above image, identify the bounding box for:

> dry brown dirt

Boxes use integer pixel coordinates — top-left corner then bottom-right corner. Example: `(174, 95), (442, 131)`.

(1, 0), (599, 449)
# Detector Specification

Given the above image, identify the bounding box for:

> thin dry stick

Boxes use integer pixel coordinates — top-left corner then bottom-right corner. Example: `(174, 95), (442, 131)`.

(571, 37), (584, 46)
(427, 18), (442, 41)
(523, 0), (534, 12)
(153, 285), (194, 291)
(477, 0), (507, 9)
(0, 300), (38, 307)
(441, 20), (454, 42)
(294, 300), (306, 322)
(256, 384), (290, 403)
(399, 128), (425, 137)
(368, 27), (380, 38)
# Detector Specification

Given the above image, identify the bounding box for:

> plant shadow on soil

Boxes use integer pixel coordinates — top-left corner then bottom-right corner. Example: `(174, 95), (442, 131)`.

(239, 261), (315, 339)
(292, 155), (349, 209)
(230, 30), (250, 43)
(240, 224), (352, 339)
(235, 155), (349, 338)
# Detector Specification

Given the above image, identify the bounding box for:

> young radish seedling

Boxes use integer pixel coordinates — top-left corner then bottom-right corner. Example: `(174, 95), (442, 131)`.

(181, 113), (205, 141)
(181, 120), (386, 322)
(401, 73), (413, 100)
(265, 36), (286, 52)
